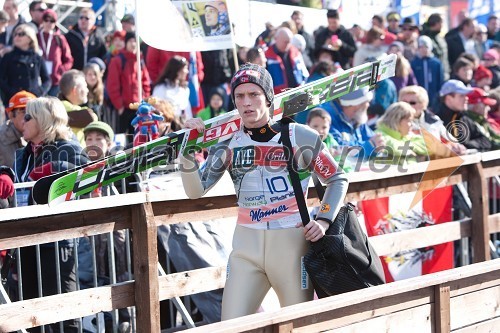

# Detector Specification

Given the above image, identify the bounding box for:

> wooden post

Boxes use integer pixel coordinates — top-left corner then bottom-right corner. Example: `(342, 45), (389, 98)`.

(273, 321), (293, 333)
(468, 163), (490, 262)
(132, 203), (160, 332)
(434, 284), (450, 333)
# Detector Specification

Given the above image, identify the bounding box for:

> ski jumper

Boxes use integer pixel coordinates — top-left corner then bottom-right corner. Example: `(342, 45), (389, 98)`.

(180, 121), (348, 320)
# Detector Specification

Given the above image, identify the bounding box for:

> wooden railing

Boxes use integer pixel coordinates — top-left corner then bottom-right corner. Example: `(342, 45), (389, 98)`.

(0, 152), (499, 332)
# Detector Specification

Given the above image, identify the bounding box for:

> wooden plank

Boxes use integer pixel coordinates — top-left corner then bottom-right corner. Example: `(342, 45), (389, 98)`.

(158, 266), (226, 300)
(450, 285), (500, 330)
(0, 283), (134, 332)
(481, 150), (500, 162)
(435, 284), (451, 333)
(448, 270), (500, 297)
(370, 220), (471, 257)
(482, 164), (500, 178)
(273, 321), (293, 333)
(489, 213), (500, 234)
(131, 202), (160, 333)
(468, 163), (490, 262)
(154, 207), (238, 226)
(452, 316), (500, 332)
(322, 304), (433, 333)
(0, 206), (132, 249)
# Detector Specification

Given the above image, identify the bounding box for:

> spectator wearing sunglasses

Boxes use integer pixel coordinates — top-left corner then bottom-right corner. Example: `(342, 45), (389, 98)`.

(13, 97), (89, 332)
(65, 8), (106, 70)
(27, 0), (47, 31)
(0, 24), (51, 104)
(0, 91), (36, 168)
(37, 9), (73, 97)
(397, 17), (419, 62)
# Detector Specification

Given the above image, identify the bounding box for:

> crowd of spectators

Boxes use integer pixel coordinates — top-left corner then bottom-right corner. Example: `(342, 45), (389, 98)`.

(0, 2), (499, 331)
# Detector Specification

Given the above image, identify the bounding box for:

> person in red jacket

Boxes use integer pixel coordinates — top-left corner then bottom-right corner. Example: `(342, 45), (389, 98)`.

(37, 9), (74, 96)
(106, 32), (150, 137)
(146, 46), (205, 113)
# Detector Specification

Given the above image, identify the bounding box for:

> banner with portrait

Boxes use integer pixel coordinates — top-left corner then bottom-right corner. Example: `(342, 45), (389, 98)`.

(138, 0), (234, 51)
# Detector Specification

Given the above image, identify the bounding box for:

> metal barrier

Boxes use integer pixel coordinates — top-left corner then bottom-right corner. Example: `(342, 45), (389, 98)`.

(0, 152), (498, 332)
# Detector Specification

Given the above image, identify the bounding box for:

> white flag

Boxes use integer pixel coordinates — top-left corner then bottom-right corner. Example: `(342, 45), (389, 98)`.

(138, 0), (234, 51)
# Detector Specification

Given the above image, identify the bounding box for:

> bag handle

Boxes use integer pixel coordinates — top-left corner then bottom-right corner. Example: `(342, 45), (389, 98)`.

(281, 123), (325, 227)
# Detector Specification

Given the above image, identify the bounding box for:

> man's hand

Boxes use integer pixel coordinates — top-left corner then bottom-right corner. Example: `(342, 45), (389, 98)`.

(184, 118), (205, 133)
(296, 219), (329, 242)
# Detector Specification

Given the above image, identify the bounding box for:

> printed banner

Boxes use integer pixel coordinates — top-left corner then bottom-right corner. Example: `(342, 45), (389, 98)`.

(138, 0), (234, 51)
(361, 186), (454, 282)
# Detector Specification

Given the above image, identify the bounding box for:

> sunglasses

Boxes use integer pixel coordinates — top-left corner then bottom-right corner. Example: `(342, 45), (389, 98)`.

(34, 8), (46, 12)
(79, 16), (90, 21)
(401, 27), (415, 31)
(14, 31), (26, 37)
(406, 101), (418, 105)
(44, 18), (56, 23)
(24, 114), (33, 122)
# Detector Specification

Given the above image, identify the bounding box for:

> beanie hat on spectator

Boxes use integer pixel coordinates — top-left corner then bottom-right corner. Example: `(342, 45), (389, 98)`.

(208, 86), (227, 102)
(43, 9), (57, 22)
(389, 41), (404, 53)
(339, 87), (373, 106)
(84, 121), (115, 141)
(418, 35), (433, 51)
(121, 14), (135, 25)
(124, 32), (135, 45)
(467, 88), (497, 106)
(231, 63), (274, 105)
(87, 57), (106, 73)
(6, 90), (36, 112)
(291, 34), (306, 52)
(483, 49), (499, 61)
(474, 65), (493, 82)
(112, 30), (126, 41)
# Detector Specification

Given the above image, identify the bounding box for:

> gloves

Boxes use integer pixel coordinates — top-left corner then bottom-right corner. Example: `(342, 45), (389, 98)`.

(29, 163), (53, 181)
(0, 174), (14, 199)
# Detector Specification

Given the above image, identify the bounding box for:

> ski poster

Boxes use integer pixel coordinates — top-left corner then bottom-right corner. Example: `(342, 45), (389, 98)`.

(138, 0), (234, 51)
(361, 187), (454, 282)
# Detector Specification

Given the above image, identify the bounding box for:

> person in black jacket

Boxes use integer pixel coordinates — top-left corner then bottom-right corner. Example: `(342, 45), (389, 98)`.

(0, 24), (51, 105)
(436, 79), (492, 151)
(445, 18), (478, 69)
(291, 10), (315, 70)
(14, 97), (89, 332)
(313, 9), (356, 69)
(65, 8), (107, 70)
(420, 13), (451, 80)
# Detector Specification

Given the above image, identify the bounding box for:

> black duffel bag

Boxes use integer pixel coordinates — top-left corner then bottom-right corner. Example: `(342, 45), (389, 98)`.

(303, 202), (385, 298)
(281, 122), (385, 298)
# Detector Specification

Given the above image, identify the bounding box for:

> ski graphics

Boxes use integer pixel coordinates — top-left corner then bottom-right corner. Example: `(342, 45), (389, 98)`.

(36, 54), (396, 206)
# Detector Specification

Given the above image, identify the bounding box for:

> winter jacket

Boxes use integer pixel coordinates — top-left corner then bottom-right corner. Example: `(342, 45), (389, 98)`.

(146, 48), (204, 84)
(0, 121), (24, 168)
(436, 102), (492, 151)
(352, 44), (387, 67)
(0, 47), (51, 103)
(420, 25), (451, 80)
(313, 25), (357, 69)
(65, 25), (107, 70)
(375, 123), (428, 164)
(197, 106), (226, 121)
(265, 44), (309, 94)
(106, 50), (151, 111)
(37, 31), (74, 86)
(411, 55), (444, 107)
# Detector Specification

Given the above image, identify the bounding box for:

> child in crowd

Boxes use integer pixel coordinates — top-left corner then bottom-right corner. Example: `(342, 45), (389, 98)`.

(306, 108), (351, 172)
(196, 86), (227, 121)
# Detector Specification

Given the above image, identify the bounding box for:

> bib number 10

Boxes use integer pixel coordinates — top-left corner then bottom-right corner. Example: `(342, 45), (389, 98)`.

(265, 176), (289, 194)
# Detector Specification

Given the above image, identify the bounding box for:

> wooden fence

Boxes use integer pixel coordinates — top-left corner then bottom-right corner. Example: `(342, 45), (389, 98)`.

(0, 152), (499, 332)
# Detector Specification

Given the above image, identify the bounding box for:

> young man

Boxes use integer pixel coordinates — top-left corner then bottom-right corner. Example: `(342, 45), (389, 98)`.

(180, 63), (348, 320)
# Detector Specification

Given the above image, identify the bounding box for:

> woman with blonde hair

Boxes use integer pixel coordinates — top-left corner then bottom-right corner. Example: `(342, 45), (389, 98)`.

(0, 24), (51, 103)
(83, 62), (105, 118)
(375, 101), (428, 164)
(13, 97), (88, 332)
(387, 45), (417, 93)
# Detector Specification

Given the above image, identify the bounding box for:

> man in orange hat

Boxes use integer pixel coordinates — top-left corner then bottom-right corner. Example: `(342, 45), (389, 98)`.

(0, 90), (36, 168)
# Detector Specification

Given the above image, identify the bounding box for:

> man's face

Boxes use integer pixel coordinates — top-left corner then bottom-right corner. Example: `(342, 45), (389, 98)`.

(205, 6), (218, 28)
(327, 18), (340, 32)
(78, 11), (96, 31)
(74, 77), (89, 104)
(121, 21), (135, 33)
(343, 101), (369, 125)
(463, 21), (477, 38)
(275, 31), (291, 53)
(9, 108), (26, 132)
(291, 13), (303, 30)
(234, 83), (270, 129)
(3, 1), (17, 20)
(445, 93), (468, 112)
(487, 17), (499, 33)
(30, 3), (47, 24)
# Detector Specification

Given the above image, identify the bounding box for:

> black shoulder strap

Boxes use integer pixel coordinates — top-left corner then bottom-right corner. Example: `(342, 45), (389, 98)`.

(281, 123), (310, 226)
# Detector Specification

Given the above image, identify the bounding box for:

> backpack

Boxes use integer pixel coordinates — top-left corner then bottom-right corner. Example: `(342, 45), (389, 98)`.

(117, 52), (146, 71)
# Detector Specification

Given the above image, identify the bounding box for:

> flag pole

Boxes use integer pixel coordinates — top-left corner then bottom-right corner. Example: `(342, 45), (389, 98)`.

(226, 0), (239, 71)
(135, 0), (143, 101)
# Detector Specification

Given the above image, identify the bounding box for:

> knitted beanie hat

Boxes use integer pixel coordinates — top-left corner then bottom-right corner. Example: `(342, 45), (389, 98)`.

(230, 63), (274, 105)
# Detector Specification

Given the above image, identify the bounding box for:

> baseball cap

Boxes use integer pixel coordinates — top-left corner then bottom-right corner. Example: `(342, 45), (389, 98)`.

(473, 65), (493, 82)
(230, 63), (274, 105)
(339, 86), (373, 106)
(43, 9), (57, 21)
(439, 80), (474, 97)
(6, 91), (36, 112)
(467, 88), (497, 106)
(418, 35), (433, 51)
(84, 121), (115, 141)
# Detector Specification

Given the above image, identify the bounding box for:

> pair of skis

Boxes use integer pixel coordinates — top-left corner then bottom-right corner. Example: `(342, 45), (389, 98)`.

(33, 55), (397, 206)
